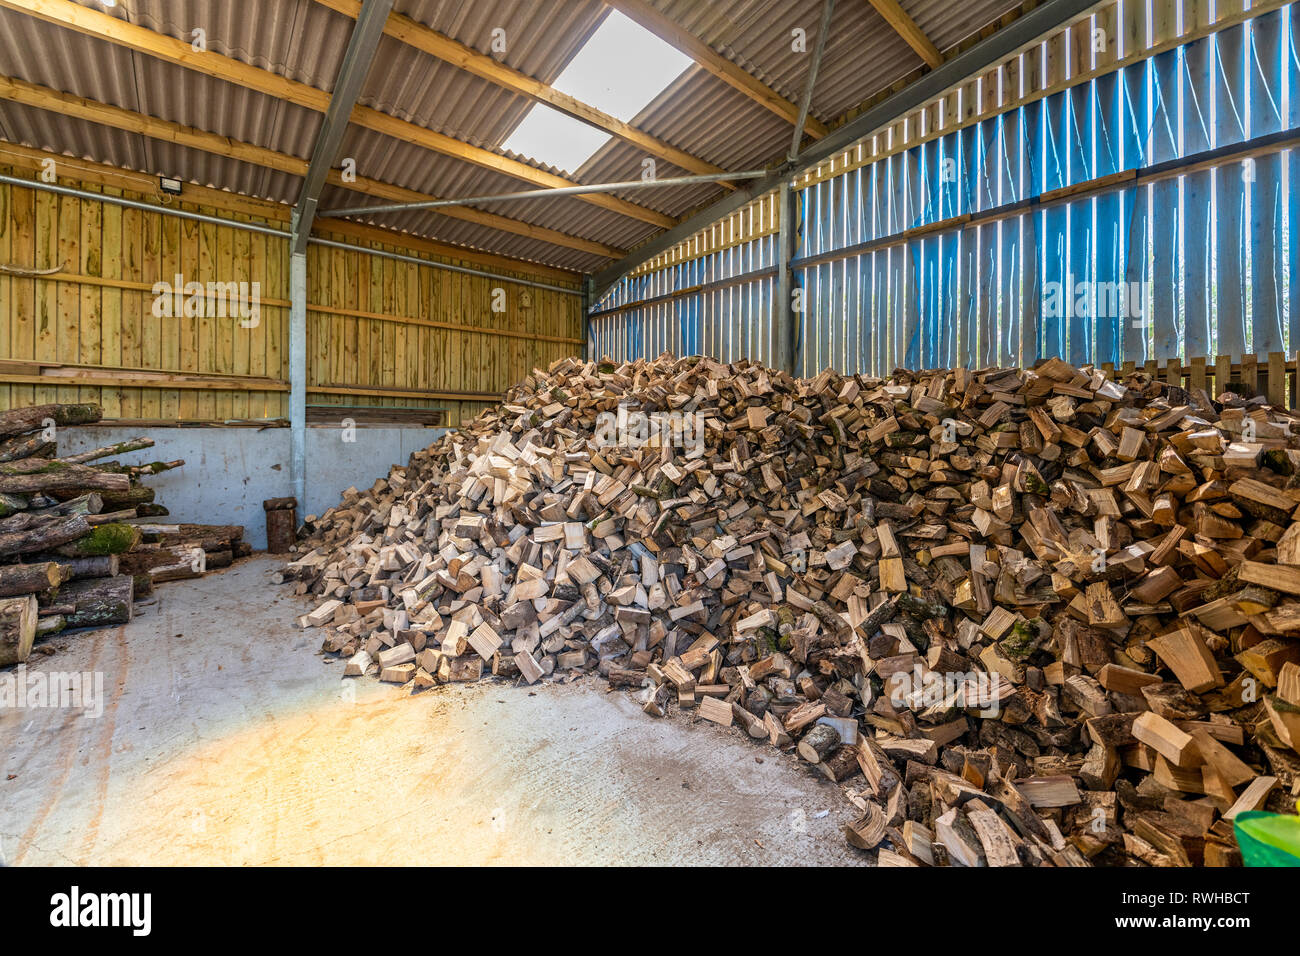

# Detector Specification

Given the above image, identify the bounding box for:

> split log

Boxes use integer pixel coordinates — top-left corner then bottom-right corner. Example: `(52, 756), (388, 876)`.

(278, 353), (1300, 866)
(797, 723), (841, 763)
(819, 745), (862, 782)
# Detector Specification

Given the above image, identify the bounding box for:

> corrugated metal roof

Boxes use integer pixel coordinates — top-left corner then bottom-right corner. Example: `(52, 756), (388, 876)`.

(0, 0), (1035, 274)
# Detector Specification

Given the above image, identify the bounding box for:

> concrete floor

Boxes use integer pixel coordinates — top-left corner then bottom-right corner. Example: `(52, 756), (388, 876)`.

(1, 556), (863, 866)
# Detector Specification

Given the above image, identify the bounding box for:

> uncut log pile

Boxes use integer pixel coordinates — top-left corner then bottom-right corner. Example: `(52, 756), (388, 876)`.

(0, 402), (245, 664)
(283, 353), (1300, 867)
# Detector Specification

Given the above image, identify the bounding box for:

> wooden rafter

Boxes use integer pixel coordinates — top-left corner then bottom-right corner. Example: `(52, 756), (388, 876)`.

(0, 0), (675, 228)
(606, 0), (829, 138)
(0, 74), (626, 260)
(867, 0), (942, 68)
(313, 0), (737, 189)
(0, 139), (585, 284)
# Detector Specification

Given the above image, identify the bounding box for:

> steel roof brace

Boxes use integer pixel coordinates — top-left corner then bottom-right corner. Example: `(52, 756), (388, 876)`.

(318, 170), (770, 219)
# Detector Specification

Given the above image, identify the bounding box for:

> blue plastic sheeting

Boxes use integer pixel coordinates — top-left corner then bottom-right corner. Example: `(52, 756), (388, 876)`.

(592, 9), (1299, 376)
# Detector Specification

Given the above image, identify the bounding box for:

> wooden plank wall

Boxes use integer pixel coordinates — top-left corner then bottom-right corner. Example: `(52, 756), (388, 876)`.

(0, 165), (289, 421)
(306, 238), (579, 427)
(0, 157), (583, 429)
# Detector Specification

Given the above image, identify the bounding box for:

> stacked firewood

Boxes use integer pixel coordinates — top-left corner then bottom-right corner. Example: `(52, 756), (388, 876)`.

(283, 354), (1300, 867)
(0, 403), (247, 666)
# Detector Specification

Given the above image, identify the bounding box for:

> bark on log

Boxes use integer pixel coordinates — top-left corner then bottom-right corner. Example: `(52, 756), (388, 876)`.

(57, 437), (155, 465)
(36, 614), (65, 638)
(0, 594), (38, 665)
(30, 492), (103, 516)
(263, 497), (297, 511)
(819, 745), (863, 782)
(93, 486), (155, 509)
(0, 492), (29, 517)
(98, 459), (184, 477)
(144, 548), (207, 583)
(0, 459), (130, 495)
(0, 435), (56, 463)
(203, 549), (233, 570)
(798, 722), (842, 763)
(0, 561), (67, 596)
(60, 575), (133, 629)
(53, 522), (141, 557)
(87, 509), (139, 525)
(134, 523), (243, 545)
(266, 507), (297, 553)
(0, 514), (92, 558)
(54, 555), (119, 580)
(0, 402), (101, 438)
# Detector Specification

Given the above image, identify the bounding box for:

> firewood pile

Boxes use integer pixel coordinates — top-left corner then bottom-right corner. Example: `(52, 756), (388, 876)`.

(0, 402), (248, 666)
(283, 353), (1300, 867)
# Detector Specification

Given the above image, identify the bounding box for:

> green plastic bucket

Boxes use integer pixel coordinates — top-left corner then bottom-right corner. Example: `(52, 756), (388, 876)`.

(1234, 810), (1300, 867)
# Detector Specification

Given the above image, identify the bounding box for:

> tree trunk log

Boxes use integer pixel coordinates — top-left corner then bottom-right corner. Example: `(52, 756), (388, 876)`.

(55, 555), (119, 580)
(0, 435), (56, 463)
(0, 402), (101, 438)
(0, 514), (92, 559)
(143, 547), (208, 583)
(93, 486), (155, 509)
(266, 507), (296, 553)
(30, 492), (103, 516)
(87, 509), (139, 525)
(53, 522), (142, 557)
(0, 561), (68, 596)
(36, 614), (65, 638)
(57, 437), (155, 464)
(134, 523), (243, 545)
(60, 575), (133, 629)
(0, 594), (38, 665)
(0, 459), (130, 494)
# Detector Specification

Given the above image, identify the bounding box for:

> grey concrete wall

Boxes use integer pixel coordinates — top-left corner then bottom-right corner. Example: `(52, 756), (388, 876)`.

(58, 425), (447, 549)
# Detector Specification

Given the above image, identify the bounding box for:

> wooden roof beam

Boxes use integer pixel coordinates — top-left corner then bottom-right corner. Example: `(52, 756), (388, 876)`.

(606, 0), (829, 139)
(0, 74), (626, 260)
(0, 139), (585, 283)
(312, 0), (737, 189)
(867, 0), (942, 68)
(0, 0), (674, 228)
